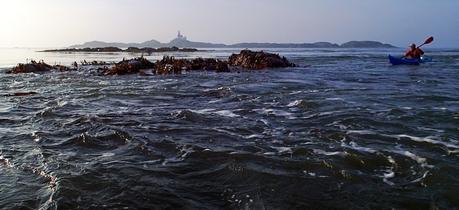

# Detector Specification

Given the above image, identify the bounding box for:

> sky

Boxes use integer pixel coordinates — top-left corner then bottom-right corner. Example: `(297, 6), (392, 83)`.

(0, 0), (458, 48)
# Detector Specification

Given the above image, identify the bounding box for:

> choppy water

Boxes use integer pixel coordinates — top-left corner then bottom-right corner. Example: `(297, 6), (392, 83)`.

(1, 48), (459, 209)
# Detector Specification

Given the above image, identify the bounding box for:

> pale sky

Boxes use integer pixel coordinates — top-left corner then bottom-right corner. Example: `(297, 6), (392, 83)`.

(0, 0), (458, 48)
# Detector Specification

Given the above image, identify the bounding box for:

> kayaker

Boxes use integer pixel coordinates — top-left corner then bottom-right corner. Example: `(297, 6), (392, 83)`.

(405, 43), (424, 59)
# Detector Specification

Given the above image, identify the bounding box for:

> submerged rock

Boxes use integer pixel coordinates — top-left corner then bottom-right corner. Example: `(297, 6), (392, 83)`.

(228, 50), (295, 69)
(103, 57), (155, 75)
(1, 92), (38, 97)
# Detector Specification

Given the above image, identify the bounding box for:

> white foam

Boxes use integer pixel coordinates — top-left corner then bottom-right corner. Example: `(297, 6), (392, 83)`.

(346, 130), (377, 135)
(215, 110), (240, 118)
(245, 134), (264, 139)
(341, 141), (378, 154)
(325, 97), (344, 101)
(348, 131), (459, 150)
(289, 91), (303, 95)
(191, 109), (239, 118)
(287, 100), (303, 107)
(271, 146), (292, 154)
(392, 150), (427, 165)
(313, 149), (347, 157)
(191, 108), (216, 114)
(255, 108), (297, 119)
(410, 171), (429, 183)
(392, 134), (459, 149)
(382, 170), (395, 186)
(101, 153), (115, 157)
(417, 127), (444, 133)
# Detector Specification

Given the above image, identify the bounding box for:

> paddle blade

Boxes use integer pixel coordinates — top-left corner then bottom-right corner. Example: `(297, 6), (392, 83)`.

(424, 36), (434, 45)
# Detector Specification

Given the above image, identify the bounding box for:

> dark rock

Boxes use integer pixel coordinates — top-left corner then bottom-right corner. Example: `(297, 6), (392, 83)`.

(103, 57), (155, 75)
(154, 56), (188, 75)
(153, 56), (229, 75)
(53, 65), (72, 72)
(9, 60), (54, 74)
(2, 92), (38, 97)
(13, 92), (38, 96)
(190, 58), (229, 72)
(228, 50), (295, 69)
(9, 60), (77, 74)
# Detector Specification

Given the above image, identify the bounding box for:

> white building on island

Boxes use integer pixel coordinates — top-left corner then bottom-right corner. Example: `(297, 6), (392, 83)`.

(177, 31), (187, 41)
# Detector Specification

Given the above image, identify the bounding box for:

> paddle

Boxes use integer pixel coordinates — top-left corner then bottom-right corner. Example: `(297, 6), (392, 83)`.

(417, 36), (434, 48)
(400, 36), (434, 59)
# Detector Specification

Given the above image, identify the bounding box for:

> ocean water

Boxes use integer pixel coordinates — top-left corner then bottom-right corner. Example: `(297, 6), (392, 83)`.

(0, 48), (458, 209)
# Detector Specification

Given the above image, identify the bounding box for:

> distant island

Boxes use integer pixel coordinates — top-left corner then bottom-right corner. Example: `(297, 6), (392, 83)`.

(69, 31), (397, 49)
(41, 46), (198, 53)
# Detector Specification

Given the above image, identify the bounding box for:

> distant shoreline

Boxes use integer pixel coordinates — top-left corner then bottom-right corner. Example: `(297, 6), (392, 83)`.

(70, 37), (397, 49)
(40, 47), (199, 53)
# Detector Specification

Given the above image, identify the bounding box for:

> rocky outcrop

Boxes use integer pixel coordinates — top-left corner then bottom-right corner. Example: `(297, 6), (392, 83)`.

(154, 56), (189, 75)
(9, 50), (294, 75)
(228, 50), (295, 69)
(190, 58), (229, 72)
(8, 60), (72, 74)
(103, 57), (155, 75)
(154, 56), (228, 75)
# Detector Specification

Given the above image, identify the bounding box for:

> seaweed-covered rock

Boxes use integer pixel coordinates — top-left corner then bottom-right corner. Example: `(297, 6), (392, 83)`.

(190, 58), (229, 72)
(154, 56), (189, 75)
(9, 60), (54, 74)
(228, 50), (295, 69)
(104, 57), (155, 75)
(153, 56), (229, 74)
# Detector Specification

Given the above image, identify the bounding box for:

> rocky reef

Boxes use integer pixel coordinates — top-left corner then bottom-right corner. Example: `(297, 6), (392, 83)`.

(103, 57), (155, 75)
(8, 60), (72, 74)
(154, 57), (229, 74)
(9, 50), (295, 75)
(228, 50), (295, 69)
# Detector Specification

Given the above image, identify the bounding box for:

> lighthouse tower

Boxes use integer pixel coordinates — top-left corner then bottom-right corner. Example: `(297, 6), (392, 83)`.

(177, 31), (187, 40)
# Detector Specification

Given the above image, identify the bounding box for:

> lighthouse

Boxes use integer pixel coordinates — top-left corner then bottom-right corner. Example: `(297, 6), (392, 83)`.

(177, 31), (187, 40)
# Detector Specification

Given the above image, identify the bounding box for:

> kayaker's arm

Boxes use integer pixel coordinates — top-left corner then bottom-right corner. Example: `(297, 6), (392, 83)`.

(418, 48), (424, 55)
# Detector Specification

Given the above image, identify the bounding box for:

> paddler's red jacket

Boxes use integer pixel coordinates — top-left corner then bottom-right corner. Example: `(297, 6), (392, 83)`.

(405, 48), (424, 59)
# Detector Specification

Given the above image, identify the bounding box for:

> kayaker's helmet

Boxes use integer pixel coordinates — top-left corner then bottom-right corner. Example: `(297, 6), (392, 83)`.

(410, 43), (416, 49)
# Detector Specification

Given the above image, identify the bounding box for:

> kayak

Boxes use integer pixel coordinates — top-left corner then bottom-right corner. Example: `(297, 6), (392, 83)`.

(388, 55), (431, 65)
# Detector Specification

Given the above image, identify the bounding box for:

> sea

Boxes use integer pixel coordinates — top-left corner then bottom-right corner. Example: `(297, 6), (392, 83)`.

(0, 48), (458, 209)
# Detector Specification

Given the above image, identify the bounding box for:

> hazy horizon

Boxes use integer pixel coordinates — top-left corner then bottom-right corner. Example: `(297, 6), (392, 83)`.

(1, 0), (458, 48)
